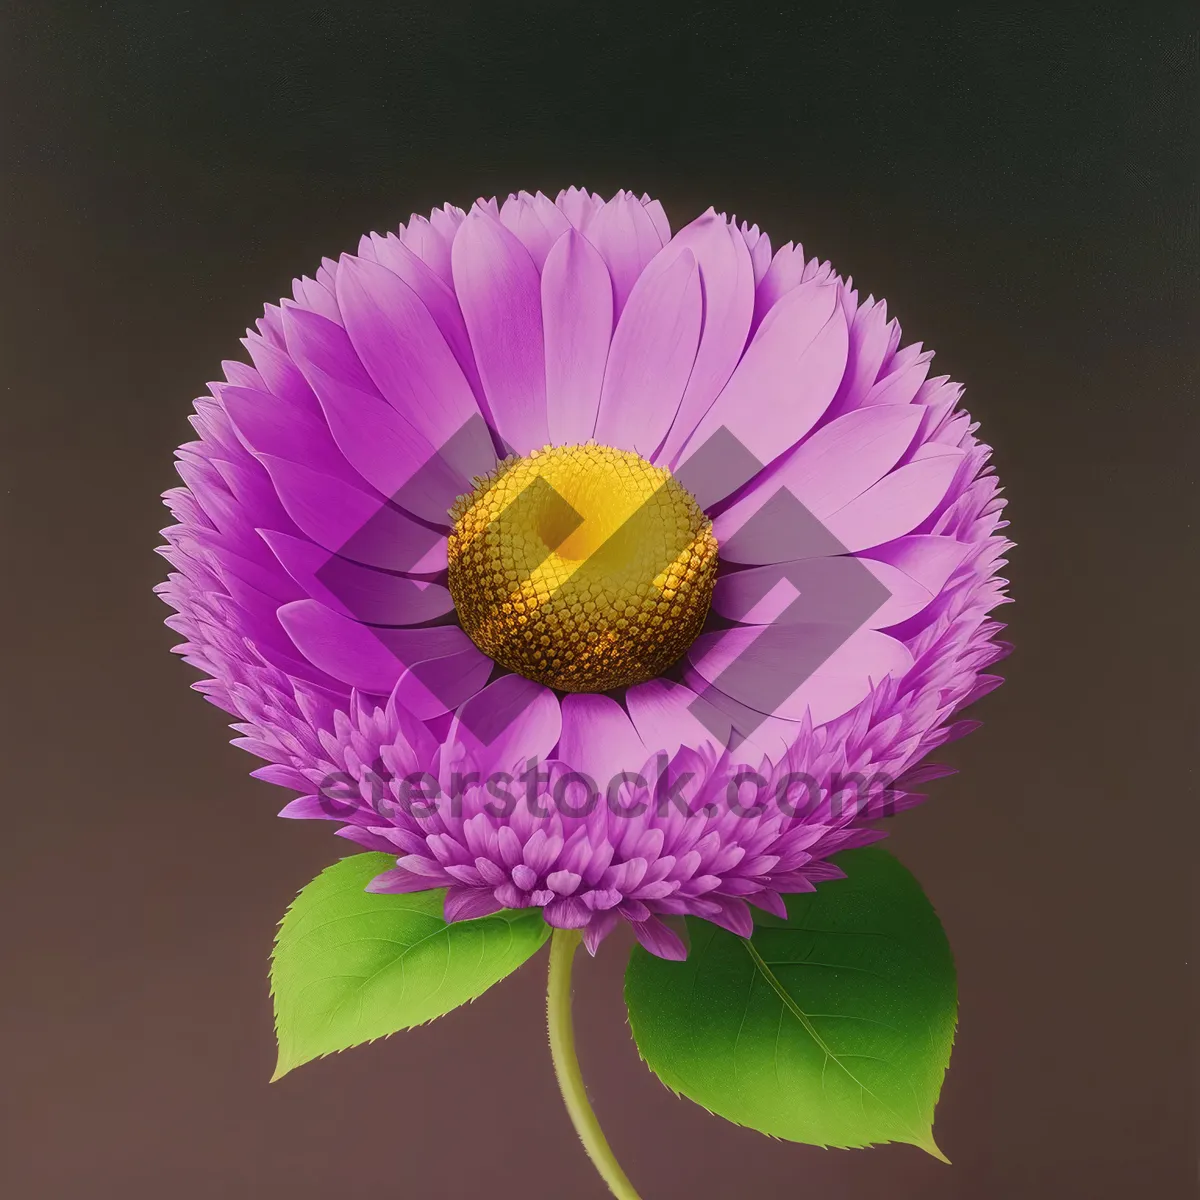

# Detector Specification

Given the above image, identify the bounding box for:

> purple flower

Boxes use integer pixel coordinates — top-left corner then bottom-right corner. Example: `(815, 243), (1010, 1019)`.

(157, 188), (1011, 961)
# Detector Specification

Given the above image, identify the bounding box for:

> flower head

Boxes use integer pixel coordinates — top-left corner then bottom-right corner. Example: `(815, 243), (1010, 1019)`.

(158, 188), (1011, 959)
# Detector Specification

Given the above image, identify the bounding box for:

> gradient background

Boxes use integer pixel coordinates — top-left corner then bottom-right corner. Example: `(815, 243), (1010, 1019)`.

(2, 4), (1196, 1197)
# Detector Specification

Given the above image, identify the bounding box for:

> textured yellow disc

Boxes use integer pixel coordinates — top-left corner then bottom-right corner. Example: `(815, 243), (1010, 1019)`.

(447, 443), (718, 693)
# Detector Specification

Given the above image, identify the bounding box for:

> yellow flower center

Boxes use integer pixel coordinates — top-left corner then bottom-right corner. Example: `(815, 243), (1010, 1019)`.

(447, 443), (718, 693)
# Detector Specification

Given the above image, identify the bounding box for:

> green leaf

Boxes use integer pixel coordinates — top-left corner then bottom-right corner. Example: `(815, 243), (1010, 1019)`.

(270, 853), (550, 1079)
(624, 847), (956, 1159)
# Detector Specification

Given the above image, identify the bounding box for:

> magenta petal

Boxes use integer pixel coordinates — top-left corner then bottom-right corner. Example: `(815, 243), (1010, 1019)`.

(452, 207), (549, 454)
(240, 331), (322, 414)
(365, 231), (488, 409)
(688, 624), (913, 726)
(276, 599), (406, 694)
(278, 794), (342, 821)
(640, 194), (672, 244)
(859, 534), (970, 595)
(711, 556), (932, 630)
(334, 255), (492, 475)
(444, 886), (506, 922)
(542, 229), (613, 446)
(543, 896), (592, 929)
(751, 242), (802, 325)
(337, 826), (405, 853)
(624, 678), (730, 759)
(396, 212), (453, 286)
(260, 529), (454, 625)
(738, 221), (773, 284)
(366, 867), (441, 894)
(705, 897), (755, 938)
(762, 404), (924, 519)
(861, 346), (933, 409)
(656, 213), (756, 464)
(859, 559), (937, 627)
(826, 297), (894, 417)
(631, 917), (687, 961)
(392, 649), (493, 719)
(256, 455), (447, 573)
(582, 910), (620, 956)
(557, 694), (650, 792)
(673, 279), (849, 494)
(278, 599), (476, 695)
(281, 305), (470, 525)
(499, 190), (572, 269)
(292, 274), (340, 322)
(448, 674), (562, 777)
(593, 247), (702, 457)
(219, 384), (361, 485)
(824, 451), (965, 551)
(555, 186), (605, 230)
(584, 191), (666, 316)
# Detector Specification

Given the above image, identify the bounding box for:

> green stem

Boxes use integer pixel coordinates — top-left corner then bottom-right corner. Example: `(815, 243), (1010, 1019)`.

(546, 928), (643, 1200)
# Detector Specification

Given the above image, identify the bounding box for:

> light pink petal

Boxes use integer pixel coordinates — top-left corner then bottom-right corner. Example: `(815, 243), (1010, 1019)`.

(711, 483), (847, 565)
(556, 694), (650, 791)
(281, 304), (471, 526)
(397, 213), (454, 285)
(582, 910), (620, 955)
(781, 403), (922, 515)
(499, 191), (572, 269)
(365, 232), (487, 408)
(859, 348), (934, 409)
(715, 406), (923, 548)
(624, 678), (731, 759)
(639, 194), (672, 244)
(278, 599), (478, 695)
(823, 451), (965, 551)
(240, 331), (322, 414)
(672, 279), (849, 499)
(585, 191), (666, 316)
(218, 384), (361, 485)
(688, 624), (913, 726)
(859, 534), (971, 595)
(656, 212), (756, 463)
(256, 454), (447, 573)
(448, 674), (563, 777)
(823, 297), (893, 417)
(392, 649), (493, 720)
(452, 207), (549, 454)
(276, 600), (405, 694)
(751, 241), (806, 334)
(542, 229), (613, 445)
(334, 254), (493, 473)
(737, 221), (773, 284)
(593, 247), (701, 456)
(260, 529), (454, 625)
(444, 887), (506, 922)
(291, 274), (340, 322)
(859, 559), (937, 627)
(711, 557), (931, 629)
(250, 303), (286, 348)
(631, 917), (687, 961)
(678, 666), (807, 766)
(366, 867), (444, 895)
(554, 186), (605, 230)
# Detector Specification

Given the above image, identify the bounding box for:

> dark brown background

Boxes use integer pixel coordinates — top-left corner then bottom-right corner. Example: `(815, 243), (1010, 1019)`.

(2, 3), (1196, 1197)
